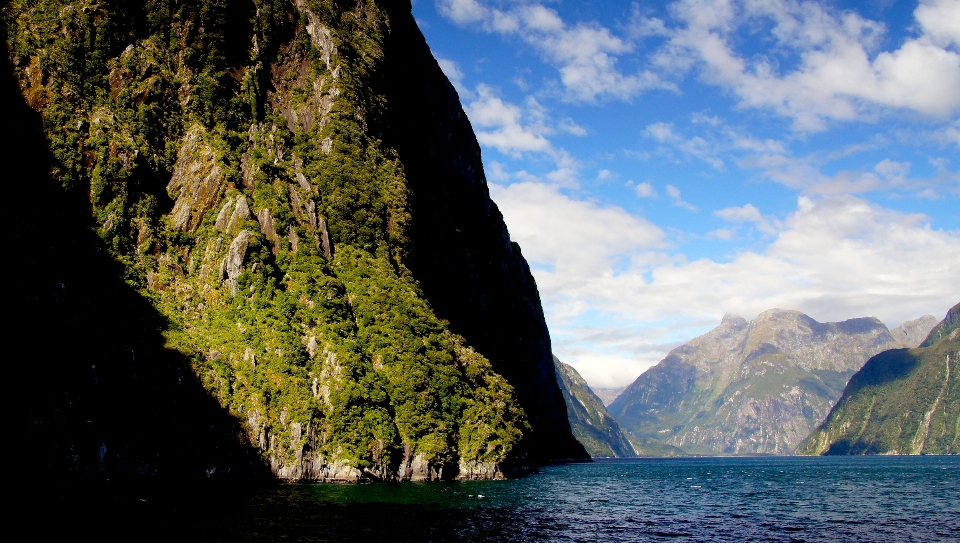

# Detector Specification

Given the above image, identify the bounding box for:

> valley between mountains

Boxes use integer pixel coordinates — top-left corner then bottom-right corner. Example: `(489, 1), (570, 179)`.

(558, 304), (959, 457)
(7, 0), (956, 492)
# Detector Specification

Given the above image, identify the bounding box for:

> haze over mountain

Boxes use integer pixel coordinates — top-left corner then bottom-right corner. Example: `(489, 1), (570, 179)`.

(553, 356), (635, 458)
(799, 303), (959, 455)
(608, 309), (937, 455)
(7, 0), (585, 484)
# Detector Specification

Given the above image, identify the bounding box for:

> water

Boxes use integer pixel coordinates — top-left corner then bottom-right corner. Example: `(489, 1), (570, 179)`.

(41, 456), (959, 541)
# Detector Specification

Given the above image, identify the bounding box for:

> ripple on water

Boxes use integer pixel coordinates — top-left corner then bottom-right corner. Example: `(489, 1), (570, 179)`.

(30, 455), (960, 542)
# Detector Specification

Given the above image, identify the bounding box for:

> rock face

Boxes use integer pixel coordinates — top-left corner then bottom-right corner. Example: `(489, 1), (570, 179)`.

(7, 0), (583, 483)
(799, 303), (960, 455)
(374, 2), (586, 462)
(890, 315), (940, 348)
(609, 309), (938, 455)
(554, 357), (636, 458)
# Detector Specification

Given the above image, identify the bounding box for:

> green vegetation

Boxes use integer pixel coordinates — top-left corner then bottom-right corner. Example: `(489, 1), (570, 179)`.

(798, 303), (960, 455)
(5, 0), (527, 479)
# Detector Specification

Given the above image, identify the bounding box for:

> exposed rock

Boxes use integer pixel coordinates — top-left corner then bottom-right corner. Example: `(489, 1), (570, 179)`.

(214, 198), (234, 232)
(457, 461), (504, 481)
(609, 309), (930, 455)
(256, 208), (281, 249)
(107, 66), (132, 100)
(240, 151), (257, 189)
(225, 196), (251, 236)
(223, 230), (252, 296)
(167, 127), (226, 232)
(318, 218), (332, 258)
(288, 226), (299, 253)
(890, 315), (939, 347)
(296, 172), (312, 194)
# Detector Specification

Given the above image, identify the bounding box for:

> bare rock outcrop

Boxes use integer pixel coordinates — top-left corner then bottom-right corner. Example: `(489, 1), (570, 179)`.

(610, 309), (938, 455)
(223, 230), (253, 295)
(167, 127), (226, 232)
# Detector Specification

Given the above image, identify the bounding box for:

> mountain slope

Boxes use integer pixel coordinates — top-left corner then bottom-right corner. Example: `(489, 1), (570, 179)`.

(609, 309), (936, 455)
(554, 357), (635, 458)
(6, 0), (583, 483)
(798, 302), (959, 455)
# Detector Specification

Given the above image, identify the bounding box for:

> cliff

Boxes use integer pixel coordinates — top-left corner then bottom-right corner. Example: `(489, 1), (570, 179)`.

(798, 302), (959, 455)
(553, 357), (635, 458)
(608, 309), (937, 455)
(6, 0), (584, 483)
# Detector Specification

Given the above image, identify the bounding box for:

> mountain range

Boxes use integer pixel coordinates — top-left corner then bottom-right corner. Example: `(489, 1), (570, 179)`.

(799, 302), (959, 455)
(608, 309), (938, 455)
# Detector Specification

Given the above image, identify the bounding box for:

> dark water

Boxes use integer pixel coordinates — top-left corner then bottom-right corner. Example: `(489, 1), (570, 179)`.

(40, 456), (959, 542)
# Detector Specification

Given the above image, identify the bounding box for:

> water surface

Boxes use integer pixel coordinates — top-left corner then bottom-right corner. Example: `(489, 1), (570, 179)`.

(46, 456), (960, 541)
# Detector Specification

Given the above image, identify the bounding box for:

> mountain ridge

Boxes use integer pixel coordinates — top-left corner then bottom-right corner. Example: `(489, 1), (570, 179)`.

(798, 302), (959, 455)
(608, 308), (937, 455)
(553, 356), (635, 458)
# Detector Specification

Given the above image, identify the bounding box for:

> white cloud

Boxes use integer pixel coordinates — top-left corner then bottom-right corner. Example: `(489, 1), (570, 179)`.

(645, 122), (725, 169)
(742, 153), (956, 197)
(465, 84), (552, 155)
(714, 203), (780, 235)
(646, 122), (677, 142)
(437, 0), (672, 101)
(916, 0), (960, 49)
(657, 0), (960, 130)
(435, 57), (469, 97)
(493, 185), (960, 388)
(666, 184), (698, 211)
(635, 181), (658, 198)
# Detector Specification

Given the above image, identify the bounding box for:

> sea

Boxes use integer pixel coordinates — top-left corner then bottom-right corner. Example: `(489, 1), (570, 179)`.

(41, 456), (959, 542)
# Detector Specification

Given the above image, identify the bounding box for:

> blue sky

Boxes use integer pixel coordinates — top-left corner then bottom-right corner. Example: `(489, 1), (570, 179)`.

(410, 0), (960, 389)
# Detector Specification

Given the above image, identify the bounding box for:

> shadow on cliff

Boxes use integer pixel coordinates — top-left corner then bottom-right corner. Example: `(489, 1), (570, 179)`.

(373, 0), (587, 464)
(3, 33), (267, 488)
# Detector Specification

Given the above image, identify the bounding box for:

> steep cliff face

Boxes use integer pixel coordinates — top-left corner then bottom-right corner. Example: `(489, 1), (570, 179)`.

(6, 0), (583, 483)
(554, 357), (635, 458)
(798, 302), (959, 455)
(609, 309), (937, 455)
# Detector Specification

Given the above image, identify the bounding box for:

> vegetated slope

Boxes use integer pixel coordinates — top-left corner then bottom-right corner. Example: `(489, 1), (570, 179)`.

(553, 357), (635, 458)
(6, 0), (583, 483)
(608, 310), (937, 455)
(798, 302), (959, 455)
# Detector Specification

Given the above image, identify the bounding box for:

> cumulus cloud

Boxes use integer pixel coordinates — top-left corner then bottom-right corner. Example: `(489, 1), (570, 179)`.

(437, 0), (671, 101)
(915, 0), (960, 49)
(635, 181), (658, 198)
(465, 84), (552, 155)
(492, 185), (960, 387)
(650, 0), (960, 130)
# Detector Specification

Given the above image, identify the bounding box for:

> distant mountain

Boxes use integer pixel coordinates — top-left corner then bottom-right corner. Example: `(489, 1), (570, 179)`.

(554, 357), (636, 457)
(890, 315), (941, 347)
(798, 303), (959, 455)
(592, 388), (627, 406)
(608, 309), (937, 455)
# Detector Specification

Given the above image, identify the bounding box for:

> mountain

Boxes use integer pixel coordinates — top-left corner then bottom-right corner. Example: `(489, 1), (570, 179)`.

(553, 357), (635, 458)
(798, 303), (959, 455)
(592, 387), (627, 407)
(6, 0), (584, 484)
(890, 315), (941, 348)
(608, 309), (937, 455)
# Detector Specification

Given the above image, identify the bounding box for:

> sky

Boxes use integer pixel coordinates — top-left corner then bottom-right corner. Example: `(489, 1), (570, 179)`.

(410, 0), (960, 389)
